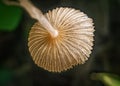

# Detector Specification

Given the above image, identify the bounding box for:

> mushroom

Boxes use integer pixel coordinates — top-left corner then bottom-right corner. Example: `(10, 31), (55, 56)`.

(3, 0), (95, 72)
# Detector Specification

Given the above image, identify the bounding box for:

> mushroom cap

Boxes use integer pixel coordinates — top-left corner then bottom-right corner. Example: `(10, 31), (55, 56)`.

(28, 7), (95, 72)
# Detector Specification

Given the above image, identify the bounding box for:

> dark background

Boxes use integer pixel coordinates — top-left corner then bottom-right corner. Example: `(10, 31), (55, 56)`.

(0, 0), (120, 86)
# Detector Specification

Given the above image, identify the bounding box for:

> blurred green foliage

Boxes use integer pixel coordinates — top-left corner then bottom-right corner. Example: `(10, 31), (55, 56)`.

(0, 1), (22, 31)
(0, 69), (13, 86)
(91, 73), (120, 86)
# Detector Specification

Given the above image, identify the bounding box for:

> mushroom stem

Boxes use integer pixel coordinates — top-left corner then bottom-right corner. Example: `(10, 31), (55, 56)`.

(3, 0), (58, 38)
